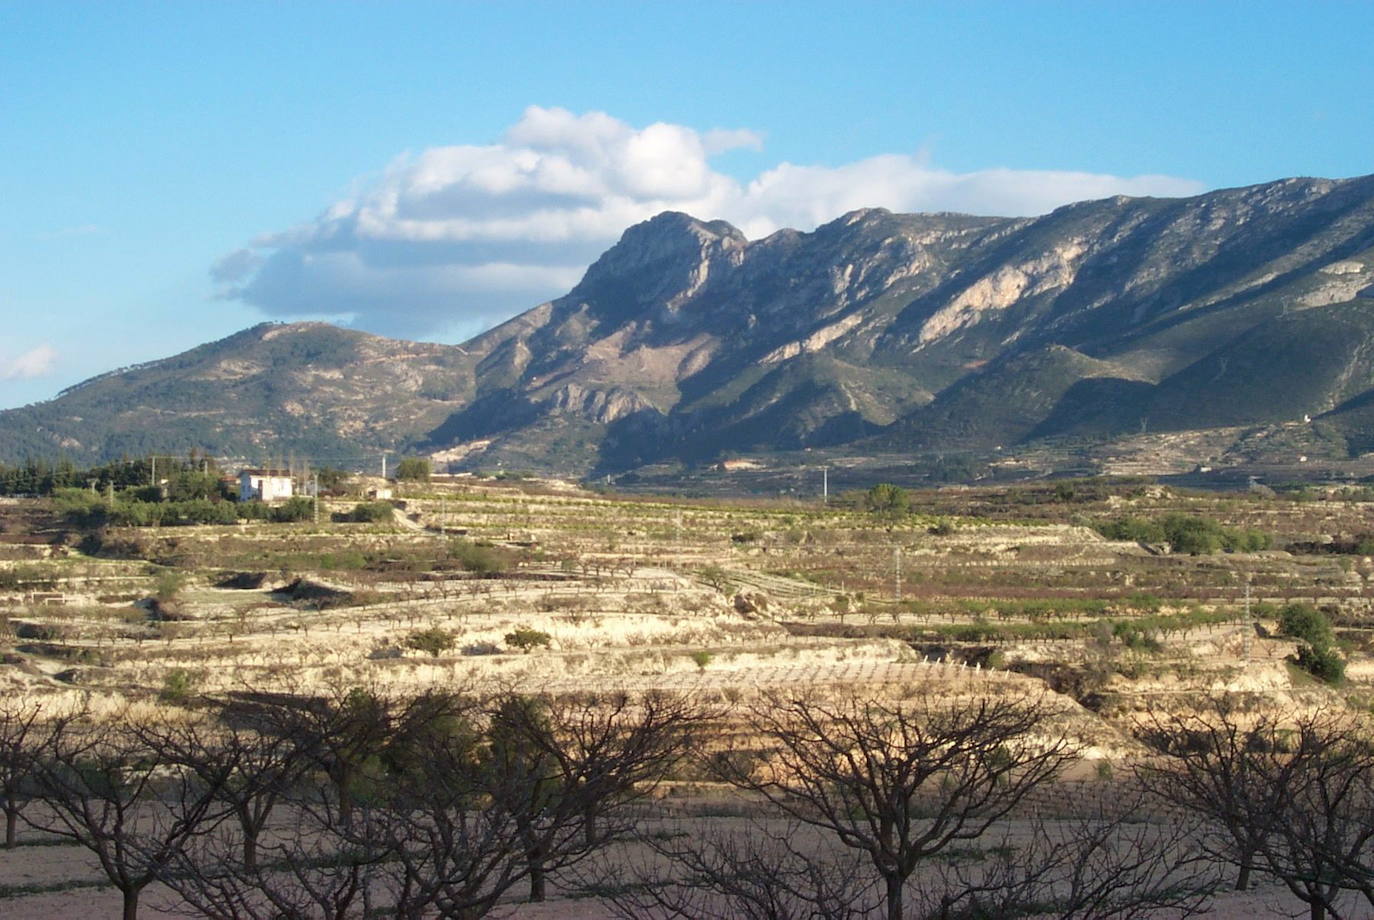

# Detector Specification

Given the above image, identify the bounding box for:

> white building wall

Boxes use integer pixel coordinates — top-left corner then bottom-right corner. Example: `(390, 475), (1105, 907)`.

(238, 472), (294, 502)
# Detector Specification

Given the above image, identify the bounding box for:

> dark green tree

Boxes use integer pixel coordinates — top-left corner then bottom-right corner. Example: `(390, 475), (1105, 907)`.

(864, 482), (909, 515)
(395, 457), (432, 482)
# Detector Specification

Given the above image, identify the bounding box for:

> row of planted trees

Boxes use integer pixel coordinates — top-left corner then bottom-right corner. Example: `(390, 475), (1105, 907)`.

(0, 687), (704, 920)
(3, 686), (1374, 919)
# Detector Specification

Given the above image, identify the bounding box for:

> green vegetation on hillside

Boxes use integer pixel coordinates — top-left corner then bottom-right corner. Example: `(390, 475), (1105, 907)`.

(1096, 513), (1271, 554)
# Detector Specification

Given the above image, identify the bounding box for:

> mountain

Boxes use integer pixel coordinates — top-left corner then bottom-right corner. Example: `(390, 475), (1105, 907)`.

(4, 174), (1374, 476)
(0, 324), (481, 466)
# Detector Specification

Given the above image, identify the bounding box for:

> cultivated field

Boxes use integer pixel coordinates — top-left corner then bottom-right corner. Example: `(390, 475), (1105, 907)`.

(4, 476), (1374, 917)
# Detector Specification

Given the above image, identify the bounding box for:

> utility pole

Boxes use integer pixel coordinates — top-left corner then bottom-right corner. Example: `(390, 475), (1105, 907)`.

(149, 456), (156, 488)
(1243, 576), (1253, 661)
(313, 473), (320, 525)
(893, 547), (902, 601)
(381, 452), (389, 480)
(822, 466), (829, 504)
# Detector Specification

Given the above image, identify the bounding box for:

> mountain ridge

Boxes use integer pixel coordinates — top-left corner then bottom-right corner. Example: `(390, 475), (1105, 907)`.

(5, 173), (1374, 478)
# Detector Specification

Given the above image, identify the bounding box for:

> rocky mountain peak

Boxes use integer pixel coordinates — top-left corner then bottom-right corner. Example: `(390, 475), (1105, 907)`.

(568, 211), (748, 319)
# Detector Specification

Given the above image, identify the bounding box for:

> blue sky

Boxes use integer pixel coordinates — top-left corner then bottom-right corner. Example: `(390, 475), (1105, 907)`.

(2, 0), (1372, 410)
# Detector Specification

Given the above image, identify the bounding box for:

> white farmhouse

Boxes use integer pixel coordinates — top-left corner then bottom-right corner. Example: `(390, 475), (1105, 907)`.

(238, 469), (294, 502)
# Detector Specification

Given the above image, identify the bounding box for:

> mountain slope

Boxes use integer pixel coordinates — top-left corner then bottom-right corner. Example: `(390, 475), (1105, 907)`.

(0, 323), (480, 465)
(4, 173), (1374, 474)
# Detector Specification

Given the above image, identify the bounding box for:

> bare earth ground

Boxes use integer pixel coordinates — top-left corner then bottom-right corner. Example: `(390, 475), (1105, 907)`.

(0, 839), (1352, 919)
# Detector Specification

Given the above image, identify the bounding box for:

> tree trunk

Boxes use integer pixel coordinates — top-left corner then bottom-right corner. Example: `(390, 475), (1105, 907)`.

(336, 769), (354, 827)
(1310, 901), (1325, 920)
(238, 806), (258, 869)
(4, 808), (16, 848)
(1236, 860), (1252, 891)
(885, 874), (903, 920)
(122, 886), (141, 920)
(528, 858), (546, 902)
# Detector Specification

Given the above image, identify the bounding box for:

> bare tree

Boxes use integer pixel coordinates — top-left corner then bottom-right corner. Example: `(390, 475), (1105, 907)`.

(25, 709), (235, 920)
(597, 774), (1213, 920)
(158, 792), (389, 920)
(0, 697), (54, 847)
(1136, 698), (1288, 891)
(592, 817), (877, 920)
(712, 689), (1077, 920)
(156, 706), (312, 870)
(481, 688), (708, 903)
(247, 684), (394, 827)
(928, 784), (1218, 920)
(157, 688), (705, 920)
(1141, 700), (1374, 920)
(1264, 723), (1374, 920)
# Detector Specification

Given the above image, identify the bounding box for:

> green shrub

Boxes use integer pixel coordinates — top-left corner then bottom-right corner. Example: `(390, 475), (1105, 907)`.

(1095, 516), (1167, 544)
(52, 488), (109, 527)
(1296, 642), (1346, 684)
(1278, 604), (1344, 684)
(690, 650), (714, 671)
(394, 457), (431, 482)
(159, 668), (198, 703)
(1111, 621), (1161, 652)
(1161, 514), (1224, 555)
(505, 628), (552, 653)
(864, 483), (909, 515)
(235, 500), (271, 520)
(1223, 528), (1271, 552)
(448, 539), (511, 576)
(347, 501), (394, 523)
(271, 497), (316, 523)
(405, 627), (456, 658)
(1278, 603), (1334, 648)
(154, 569), (188, 603)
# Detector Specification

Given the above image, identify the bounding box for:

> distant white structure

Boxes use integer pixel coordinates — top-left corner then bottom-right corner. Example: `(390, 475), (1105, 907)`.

(238, 469), (294, 502)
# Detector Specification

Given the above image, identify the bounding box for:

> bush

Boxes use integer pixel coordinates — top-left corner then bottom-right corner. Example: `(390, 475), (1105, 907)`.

(1279, 603), (1344, 684)
(448, 539), (511, 576)
(52, 488), (109, 528)
(1100, 514), (1272, 555)
(394, 457), (431, 482)
(235, 500), (271, 520)
(1278, 603), (1335, 648)
(462, 641), (503, 656)
(347, 501), (394, 523)
(1161, 514), (1224, 555)
(1112, 621), (1161, 652)
(864, 483), (909, 515)
(1095, 516), (1167, 544)
(505, 628), (552, 653)
(271, 496), (316, 523)
(405, 627), (456, 658)
(159, 668), (197, 703)
(154, 569), (188, 603)
(1297, 643), (1346, 683)
(690, 650), (714, 671)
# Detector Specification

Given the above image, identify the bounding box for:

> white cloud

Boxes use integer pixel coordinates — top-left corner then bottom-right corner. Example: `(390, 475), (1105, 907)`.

(0, 345), (57, 380)
(218, 106), (1204, 337)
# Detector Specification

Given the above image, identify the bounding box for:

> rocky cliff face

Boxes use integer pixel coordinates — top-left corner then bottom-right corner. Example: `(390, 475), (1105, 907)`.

(5, 174), (1374, 474)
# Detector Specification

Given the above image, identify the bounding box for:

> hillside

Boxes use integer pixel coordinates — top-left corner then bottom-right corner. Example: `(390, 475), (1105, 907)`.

(4, 174), (1374, 476)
